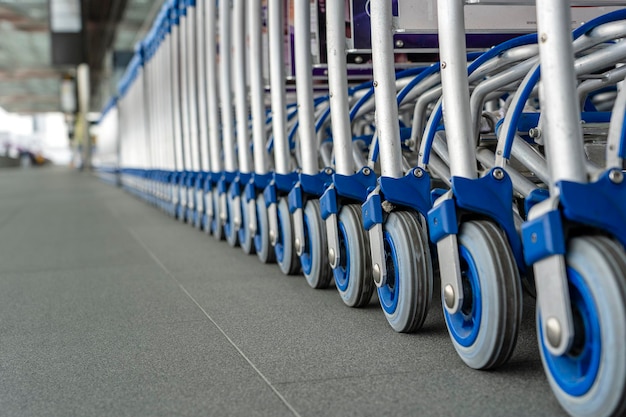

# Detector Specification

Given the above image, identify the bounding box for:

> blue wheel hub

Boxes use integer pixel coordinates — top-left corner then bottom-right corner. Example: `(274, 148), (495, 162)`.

(333, 221), (350, 291)
(444, 246), (482, 347)
(378, 231), (400, 314)
(541, 267), (601, 397)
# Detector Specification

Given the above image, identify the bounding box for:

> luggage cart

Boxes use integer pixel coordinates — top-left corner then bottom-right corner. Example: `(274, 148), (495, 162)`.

(287, 0), (334, 288)
(320, 0), (377, 307)
(361, 0), (434, 332)
(229, 0), (256, 254)
(516, 1), (626, 416)
(202, 0), (225, 240)
(264, 0), (302, 275)
(246, 0), (277, 264)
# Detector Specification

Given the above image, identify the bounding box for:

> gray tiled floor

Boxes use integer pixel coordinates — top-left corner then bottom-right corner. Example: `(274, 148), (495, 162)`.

(0, 168), (568, 416)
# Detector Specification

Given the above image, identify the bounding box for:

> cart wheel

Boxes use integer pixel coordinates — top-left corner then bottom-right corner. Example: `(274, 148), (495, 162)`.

(334, 204), (373, 307)
(444, 220), (522, 369)
(275, 197), (300, 275)
(254, 193), (276, 264)
(225, 189), (239, 247)
(378, 211), (433, 333)
(204, 188), (213, 235)
(211, 189), (224, 241)
(538, 236), (626, 417)
(195, 191), (204, 230)
(301, 199), (332, 289)
(239, 192), (255, 255)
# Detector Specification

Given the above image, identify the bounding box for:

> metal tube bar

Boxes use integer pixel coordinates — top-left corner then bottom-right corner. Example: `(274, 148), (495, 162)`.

(205, 0), (221, 174)
(268, 0), (291, 175)
(326, 0), (354, 175)
(437, 0), (476, 179)
(171, 15), (185, 173)
(196, 0), (210, 172)
(179, 5), (192, 172)
(294, 0), (318, 175)
(248, 0), (269, 175)
(233, 0), (252, 173)
(535, 0), (587, 186)
(370, 0), (403, 179)
(219, 0), (237, 173)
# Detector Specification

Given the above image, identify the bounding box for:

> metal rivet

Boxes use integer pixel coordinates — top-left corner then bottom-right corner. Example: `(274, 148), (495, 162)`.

(531, 232), (537, 243)
(546, 317), (562, 349)
(433, 218), (438, 225)
(329, 248), (336, 267)
(395, 40), (404, 48)
(444, 285), (455, 309)
(354, 56), (364, 64)
(373, 263), (381, 285)
(529, 127), (541, 139)
(441, 61), (447, 69)
(269, 230), (275, 242)
(413, 168), (423, 178)
(325, 168), (333, 175)
(294, 238), (301, 253)
(493, 168), (504, 180)
(540, 33), (548, 43)
(609, 169), (623, 184)
(363, 167), (371, 176)
(373, 81), (378, 88)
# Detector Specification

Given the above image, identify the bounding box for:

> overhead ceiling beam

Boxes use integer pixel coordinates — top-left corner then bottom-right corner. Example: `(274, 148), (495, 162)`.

(0, 68), (65, 81)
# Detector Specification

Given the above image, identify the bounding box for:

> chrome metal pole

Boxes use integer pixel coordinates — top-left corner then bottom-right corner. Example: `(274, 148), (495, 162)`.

(205, 0), (222, 174)
(370, 0), (402, 179)
(219, 0), (237, 173)
(268, 0), (291, 175)
(248, 0), (269, 175)
(294, 0), (318, 175)
(233, 0), (252, 174)
(536, 0), (587, 187)
(196, 0), (210, 173)
(437, 0), (476, 179)
(326, 0), (354, 175)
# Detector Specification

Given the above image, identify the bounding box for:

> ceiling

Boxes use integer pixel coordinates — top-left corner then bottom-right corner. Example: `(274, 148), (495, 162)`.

(0, 0), (159, 114)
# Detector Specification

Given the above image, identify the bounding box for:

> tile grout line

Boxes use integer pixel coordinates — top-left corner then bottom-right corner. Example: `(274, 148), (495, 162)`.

(127, 227), (303, 417)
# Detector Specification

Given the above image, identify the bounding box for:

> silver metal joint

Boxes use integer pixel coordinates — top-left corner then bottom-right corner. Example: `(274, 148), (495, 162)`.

(329, 248), (337, 268)
(372, 263), (382, 286)
(492, 168), (505, 180)
(363, 167), (371, 176)
(444, 285), (455, 309)
(294, 238), (301, 254)
(395, 40), (404, 48)
(413, 168), (423, 178)
(269, 230), (276, 245)
(546, 317), (562, 349)
(609, 169), (624, 184)
(529, 127), (542, 139)
(325, 168), (333, 175)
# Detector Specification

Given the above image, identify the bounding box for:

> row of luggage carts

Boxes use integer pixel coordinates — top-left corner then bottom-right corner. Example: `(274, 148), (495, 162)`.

(96, 1), (626, 416)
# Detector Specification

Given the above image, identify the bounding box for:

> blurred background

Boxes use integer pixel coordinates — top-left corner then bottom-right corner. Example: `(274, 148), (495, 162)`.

(0, 0), (157, 167)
